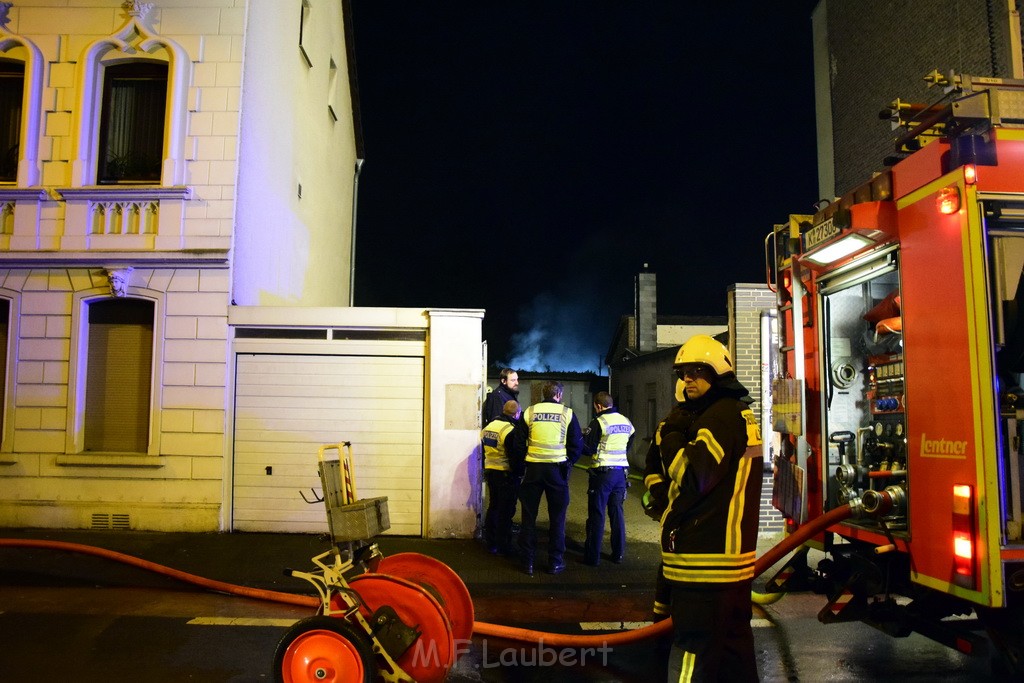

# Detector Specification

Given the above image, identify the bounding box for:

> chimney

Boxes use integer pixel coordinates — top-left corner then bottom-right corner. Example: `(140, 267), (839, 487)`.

(635, 264), (657, 353)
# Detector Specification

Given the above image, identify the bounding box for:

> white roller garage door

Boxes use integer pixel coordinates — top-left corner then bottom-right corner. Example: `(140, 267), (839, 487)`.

(232, 353), (424, 535)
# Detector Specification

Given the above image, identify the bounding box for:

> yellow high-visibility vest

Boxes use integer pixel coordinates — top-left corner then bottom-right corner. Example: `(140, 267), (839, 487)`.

(592, 412), (634, 467)
(481, 418), (515, 471)
(524, 402), (572, 463)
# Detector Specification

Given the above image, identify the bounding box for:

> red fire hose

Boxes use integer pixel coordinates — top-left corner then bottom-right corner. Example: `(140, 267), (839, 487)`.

(0, 502), (854, 647)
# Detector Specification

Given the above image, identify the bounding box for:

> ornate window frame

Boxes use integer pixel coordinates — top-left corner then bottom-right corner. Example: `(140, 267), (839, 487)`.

(69, 1), (190, 188)
(63, 271), (165, 463)
(0, 1), (43, 187)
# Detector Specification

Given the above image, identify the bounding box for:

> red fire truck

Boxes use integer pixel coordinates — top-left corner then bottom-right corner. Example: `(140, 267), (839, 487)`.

(765, 72), (1024, 674)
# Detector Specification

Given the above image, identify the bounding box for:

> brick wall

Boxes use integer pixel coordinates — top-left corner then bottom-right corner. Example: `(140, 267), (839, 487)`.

(729, 283), (785, 532)
(819, 0), (1011, 197)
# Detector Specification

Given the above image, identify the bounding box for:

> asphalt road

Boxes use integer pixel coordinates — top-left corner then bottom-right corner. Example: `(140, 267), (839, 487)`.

(0, 581), (1003, 682)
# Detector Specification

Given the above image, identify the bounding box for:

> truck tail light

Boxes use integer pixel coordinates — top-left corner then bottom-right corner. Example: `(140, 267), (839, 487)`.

(952, 484), (976, 588)
(964, 164), (977, 184)
(938, 186), (961, 214)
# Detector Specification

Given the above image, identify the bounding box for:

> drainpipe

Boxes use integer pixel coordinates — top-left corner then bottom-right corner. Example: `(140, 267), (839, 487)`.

(349, 158), (365, 307)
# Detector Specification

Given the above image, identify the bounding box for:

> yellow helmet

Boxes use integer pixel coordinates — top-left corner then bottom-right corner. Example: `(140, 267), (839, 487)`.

(674, 334), (733, 376)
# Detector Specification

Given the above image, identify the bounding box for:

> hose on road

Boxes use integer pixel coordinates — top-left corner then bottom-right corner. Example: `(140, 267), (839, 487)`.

(0, 503), (853, 647)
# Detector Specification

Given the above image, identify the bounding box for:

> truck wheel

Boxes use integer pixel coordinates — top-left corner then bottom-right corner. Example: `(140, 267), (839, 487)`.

(273, 616), (374, 683)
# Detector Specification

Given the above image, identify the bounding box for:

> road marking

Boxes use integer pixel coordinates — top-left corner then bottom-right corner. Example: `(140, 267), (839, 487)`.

(579, 618), (774, 631)
(581, 622), (651, 634)
(579, 621), (653, 630)
(188, 617), (298, 627)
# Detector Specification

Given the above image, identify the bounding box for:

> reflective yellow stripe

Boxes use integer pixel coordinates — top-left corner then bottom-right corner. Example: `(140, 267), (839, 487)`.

(726, 456), (752, 555)
(667, 448), (687, 482)
(662, 550), (756, 565)
(662, 565), (756, 582)
(661, 549), (757, 582)
(678, 651), (695, 682)
(694, 428), (724, 463)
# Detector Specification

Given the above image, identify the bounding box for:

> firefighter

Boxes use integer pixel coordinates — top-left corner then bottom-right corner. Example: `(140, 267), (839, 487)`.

(582, 391), (635, 566)
(644, 334), (763, 682)
(480, 399), (525, 555)
(515, 380), (584, 575)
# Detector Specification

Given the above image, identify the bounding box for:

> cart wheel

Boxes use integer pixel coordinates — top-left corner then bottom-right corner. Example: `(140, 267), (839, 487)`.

(348, 573), (455, 683)
(377, 552), (475, 643)
(273, 616), (373, 683)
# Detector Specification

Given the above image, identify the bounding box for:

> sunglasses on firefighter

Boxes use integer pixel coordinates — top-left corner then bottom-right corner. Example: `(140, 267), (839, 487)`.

(676, 364), (712, 380)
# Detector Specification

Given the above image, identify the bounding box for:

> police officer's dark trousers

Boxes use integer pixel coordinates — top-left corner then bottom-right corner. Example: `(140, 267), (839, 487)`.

(666, 581), (758, 682)
(517, 461), (569, 566)
(584, 466), (627, 564)
(483, 469), (519, 553)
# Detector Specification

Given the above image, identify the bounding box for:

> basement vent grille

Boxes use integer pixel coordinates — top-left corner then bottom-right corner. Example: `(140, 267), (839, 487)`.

(91, 513), (131, 529)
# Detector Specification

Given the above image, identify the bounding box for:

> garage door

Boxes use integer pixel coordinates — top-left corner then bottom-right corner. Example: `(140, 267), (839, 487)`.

(232, 353), (424, 535)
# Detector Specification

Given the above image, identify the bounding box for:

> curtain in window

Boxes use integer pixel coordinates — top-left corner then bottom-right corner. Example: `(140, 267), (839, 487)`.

(98, 62), (167, 184)
(0, 61), (24, 183)
(0, 299), (8, 438)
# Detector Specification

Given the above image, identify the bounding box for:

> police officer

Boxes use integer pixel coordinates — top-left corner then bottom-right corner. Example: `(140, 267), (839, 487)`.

(480, 399), (524, 555)
(582, 391), (634, 566)
(515, 380), (583, 575)
(644, 335), (763, 682)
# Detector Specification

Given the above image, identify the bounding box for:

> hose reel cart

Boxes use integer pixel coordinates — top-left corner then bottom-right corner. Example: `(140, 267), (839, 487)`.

(273, 443), (474, 683)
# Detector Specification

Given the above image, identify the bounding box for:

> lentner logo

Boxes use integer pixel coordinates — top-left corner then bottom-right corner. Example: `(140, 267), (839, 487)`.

(920, 433), (969, 458)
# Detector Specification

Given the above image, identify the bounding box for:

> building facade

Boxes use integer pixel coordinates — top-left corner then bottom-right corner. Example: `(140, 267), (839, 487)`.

(812, 0), (1022, 200)
(0, 0), (484, 539)
(606, 273), (783, 531)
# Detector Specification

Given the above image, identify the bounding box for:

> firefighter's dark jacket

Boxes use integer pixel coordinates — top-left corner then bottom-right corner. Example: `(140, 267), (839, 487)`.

(644, 376), (763, 586)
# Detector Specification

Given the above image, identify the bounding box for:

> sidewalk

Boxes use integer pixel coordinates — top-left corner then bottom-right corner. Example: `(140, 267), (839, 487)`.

(0, 470), (788, 598)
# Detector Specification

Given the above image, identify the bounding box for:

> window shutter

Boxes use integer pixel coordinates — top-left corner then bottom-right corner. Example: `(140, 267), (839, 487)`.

(85, 299), (153, 453)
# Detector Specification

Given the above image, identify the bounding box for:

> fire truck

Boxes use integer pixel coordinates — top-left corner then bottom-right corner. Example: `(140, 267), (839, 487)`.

(765, 72), (1024, 675)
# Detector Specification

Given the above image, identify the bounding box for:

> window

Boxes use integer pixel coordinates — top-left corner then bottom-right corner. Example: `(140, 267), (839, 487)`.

(0, 60), (23, 183)
(96, 61), (167, 184)
(0, 299), (8, 437)
(646, 382), (658, 439)
(84, 298), (154, 452)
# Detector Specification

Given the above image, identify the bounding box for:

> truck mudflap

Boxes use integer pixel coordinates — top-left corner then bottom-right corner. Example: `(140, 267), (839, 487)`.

(763, 546), (815, 594)
(817, 588), (988, 657)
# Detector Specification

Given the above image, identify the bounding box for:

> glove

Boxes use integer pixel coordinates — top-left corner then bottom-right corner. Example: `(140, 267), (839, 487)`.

(659, 405), (692, 437)
(643, 481), (668, 520)
(660, 431), (685, 461)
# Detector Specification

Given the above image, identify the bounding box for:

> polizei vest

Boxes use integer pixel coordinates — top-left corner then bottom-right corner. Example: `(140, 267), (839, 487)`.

(481, 418), (515, 471)
(524, 402), (572, 463)
(592, 412), (634, 467)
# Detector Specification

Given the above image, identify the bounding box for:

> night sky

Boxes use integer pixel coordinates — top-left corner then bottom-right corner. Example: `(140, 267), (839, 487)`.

(349, 3), (820, 372)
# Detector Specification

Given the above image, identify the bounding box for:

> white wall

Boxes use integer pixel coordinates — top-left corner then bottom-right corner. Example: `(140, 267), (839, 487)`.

(425, 309), (486, 537)
(228, 306), (485, 539)
(233, 0), (357, 306)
